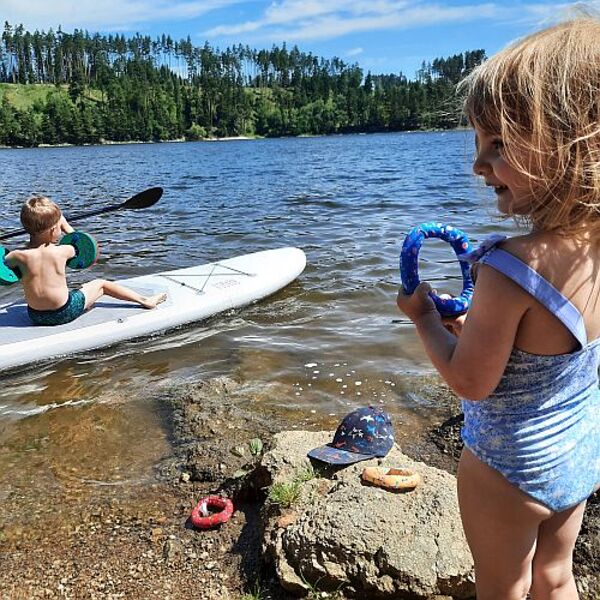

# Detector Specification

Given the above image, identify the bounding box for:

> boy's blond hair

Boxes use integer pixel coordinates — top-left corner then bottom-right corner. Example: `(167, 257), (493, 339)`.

(20, 196), (62, 235)
(458, 16), (600, 237)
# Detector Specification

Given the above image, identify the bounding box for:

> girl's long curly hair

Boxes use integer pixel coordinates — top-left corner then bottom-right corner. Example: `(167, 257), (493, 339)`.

(459, 16), (600, 238)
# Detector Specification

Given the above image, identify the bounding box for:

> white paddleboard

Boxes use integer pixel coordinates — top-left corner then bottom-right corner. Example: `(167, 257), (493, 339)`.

(0, 247), (306, 373)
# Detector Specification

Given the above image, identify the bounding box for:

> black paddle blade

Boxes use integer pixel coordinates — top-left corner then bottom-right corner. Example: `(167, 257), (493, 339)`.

(123, 187), (163, 210)
(0, 187), (164, 240)
(64, 187), (164, 223)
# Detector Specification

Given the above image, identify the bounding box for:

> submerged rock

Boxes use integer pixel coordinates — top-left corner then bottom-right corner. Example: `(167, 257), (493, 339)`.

(261, 431), (475, 599)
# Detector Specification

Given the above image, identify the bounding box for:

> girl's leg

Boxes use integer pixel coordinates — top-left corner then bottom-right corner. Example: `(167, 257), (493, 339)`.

(458, 448), (552, 600)
(530, 501), (586, 599)
(81, 279), (167, 310)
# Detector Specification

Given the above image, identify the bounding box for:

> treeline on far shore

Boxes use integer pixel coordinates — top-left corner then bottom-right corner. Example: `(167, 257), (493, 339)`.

(0, 22), (486, 147)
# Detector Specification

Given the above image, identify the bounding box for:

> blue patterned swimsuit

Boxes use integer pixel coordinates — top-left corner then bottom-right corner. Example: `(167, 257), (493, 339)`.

(461, 245), (600, 512)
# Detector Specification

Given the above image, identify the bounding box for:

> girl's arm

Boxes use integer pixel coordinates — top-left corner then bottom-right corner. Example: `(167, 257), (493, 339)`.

(397, 264), (531, 400)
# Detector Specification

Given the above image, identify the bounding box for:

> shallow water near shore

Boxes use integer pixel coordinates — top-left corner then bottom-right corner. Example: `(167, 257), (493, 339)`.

(0, 131), (518, 542)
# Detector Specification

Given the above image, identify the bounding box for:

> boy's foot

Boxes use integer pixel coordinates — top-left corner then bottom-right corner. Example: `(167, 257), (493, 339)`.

(141, 293), (168, 309)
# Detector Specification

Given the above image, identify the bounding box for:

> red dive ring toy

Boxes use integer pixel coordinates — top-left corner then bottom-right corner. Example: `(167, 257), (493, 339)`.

(190, 496), (234, 529)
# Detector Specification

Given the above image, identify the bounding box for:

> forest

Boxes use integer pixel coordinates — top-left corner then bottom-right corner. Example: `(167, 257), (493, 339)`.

(0, 22), (486, 146)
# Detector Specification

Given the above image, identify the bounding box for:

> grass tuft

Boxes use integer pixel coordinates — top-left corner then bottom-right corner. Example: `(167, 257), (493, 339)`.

(268, 480), (303, 508)
(240, 581), (265, 600)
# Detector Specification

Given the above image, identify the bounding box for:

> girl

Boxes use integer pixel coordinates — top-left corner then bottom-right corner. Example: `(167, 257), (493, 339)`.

(397, 17), (600, 600)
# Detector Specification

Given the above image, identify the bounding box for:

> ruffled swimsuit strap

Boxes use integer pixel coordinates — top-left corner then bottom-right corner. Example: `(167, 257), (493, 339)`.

(480, 248), (588, 348)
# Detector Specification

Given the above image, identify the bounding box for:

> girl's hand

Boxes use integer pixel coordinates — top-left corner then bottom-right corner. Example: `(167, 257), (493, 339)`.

(396, 282), (439, 323)
(442, 313), (467, 337)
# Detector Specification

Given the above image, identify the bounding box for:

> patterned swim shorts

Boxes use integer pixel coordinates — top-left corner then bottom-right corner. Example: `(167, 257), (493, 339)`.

(28, 289), (86, 326)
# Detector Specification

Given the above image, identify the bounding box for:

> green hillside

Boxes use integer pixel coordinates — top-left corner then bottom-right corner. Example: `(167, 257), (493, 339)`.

(0, 22), (485, 146)
(0, 83), (58, 110)
(0, 84), (103, 109)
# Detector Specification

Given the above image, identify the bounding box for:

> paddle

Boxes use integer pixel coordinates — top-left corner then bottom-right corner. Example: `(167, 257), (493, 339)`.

(0, 187), (163, 241)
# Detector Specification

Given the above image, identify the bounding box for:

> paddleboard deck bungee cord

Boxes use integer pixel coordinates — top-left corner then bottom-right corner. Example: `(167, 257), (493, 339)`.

(0, 247), (306, 373)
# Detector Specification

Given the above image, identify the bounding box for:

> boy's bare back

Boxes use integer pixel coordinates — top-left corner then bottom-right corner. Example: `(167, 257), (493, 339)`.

(7, 195), (166, 328)
(6, 243), (76, 311)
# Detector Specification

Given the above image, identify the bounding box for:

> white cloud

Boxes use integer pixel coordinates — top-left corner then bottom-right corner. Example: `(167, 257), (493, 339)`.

(205, 2), (498, 41)
(497, 1), (600, 26)
(2, 0), (592, 47)
(0, 0), (249, 32)
(203, 1), (578, 43)
(346, 47), (364, 57)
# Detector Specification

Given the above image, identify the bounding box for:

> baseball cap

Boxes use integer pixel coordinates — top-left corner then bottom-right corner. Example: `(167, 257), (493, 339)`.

(307, 406), (395, 465)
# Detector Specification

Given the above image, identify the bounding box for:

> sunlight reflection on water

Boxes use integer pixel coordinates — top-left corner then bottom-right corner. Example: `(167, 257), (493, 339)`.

(0, 131), (517, 491)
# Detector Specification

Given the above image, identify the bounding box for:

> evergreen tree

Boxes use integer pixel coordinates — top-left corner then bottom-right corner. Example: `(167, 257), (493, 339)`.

(0, 21), (486, 146)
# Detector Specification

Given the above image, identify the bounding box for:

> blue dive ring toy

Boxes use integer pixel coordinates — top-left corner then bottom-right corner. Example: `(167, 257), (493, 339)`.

(400, 222), (474, 317)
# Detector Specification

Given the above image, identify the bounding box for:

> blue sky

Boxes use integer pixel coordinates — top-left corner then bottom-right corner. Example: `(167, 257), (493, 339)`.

(1, 1), (596, 77)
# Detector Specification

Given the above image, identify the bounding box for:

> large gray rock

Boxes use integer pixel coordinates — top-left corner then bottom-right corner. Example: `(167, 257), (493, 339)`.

(261, 431), (475, 599)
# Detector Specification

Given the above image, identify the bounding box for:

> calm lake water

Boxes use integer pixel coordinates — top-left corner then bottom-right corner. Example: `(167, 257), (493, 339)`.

(0, 132), (518, 506)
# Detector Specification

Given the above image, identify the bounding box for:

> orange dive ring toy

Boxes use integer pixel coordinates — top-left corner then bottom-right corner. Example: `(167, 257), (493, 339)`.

(190, 495), (234, 529)
(361, 467), (422, 491)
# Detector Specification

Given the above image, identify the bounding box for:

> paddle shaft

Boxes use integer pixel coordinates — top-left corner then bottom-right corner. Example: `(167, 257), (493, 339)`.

(0, 187), (163, 242)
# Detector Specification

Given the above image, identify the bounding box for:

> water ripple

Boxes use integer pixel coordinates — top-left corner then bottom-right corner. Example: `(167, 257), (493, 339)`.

(0, 130), (516, 418)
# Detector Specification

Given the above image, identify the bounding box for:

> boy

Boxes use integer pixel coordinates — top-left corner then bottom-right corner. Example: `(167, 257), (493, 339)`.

(5, 195), (167, 326)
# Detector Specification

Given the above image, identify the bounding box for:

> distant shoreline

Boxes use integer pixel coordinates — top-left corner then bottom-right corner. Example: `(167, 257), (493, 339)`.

(0, 129), (470, 150)
(0, 135), (258, 150)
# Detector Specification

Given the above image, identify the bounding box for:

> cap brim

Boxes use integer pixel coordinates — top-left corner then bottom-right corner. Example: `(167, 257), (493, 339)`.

(307, 445), (374, 465)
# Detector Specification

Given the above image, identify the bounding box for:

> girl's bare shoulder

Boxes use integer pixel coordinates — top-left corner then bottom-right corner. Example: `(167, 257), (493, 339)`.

(497, 233), (543, 260)
(496, 232), (580, 272)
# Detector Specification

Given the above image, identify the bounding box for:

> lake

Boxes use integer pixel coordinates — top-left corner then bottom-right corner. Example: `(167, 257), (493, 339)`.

(0, 132), (517, 495)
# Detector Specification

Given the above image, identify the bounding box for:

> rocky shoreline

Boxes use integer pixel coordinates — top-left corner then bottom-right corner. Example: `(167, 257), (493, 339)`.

(1, 376), (598, 599)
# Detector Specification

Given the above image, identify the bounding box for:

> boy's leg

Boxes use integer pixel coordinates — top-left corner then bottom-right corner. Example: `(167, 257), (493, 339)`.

(81, 279), (166, 310)
(457, 448), (551, 600)
(530, 501), (585, 599)
(80, 279), (107, 309)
